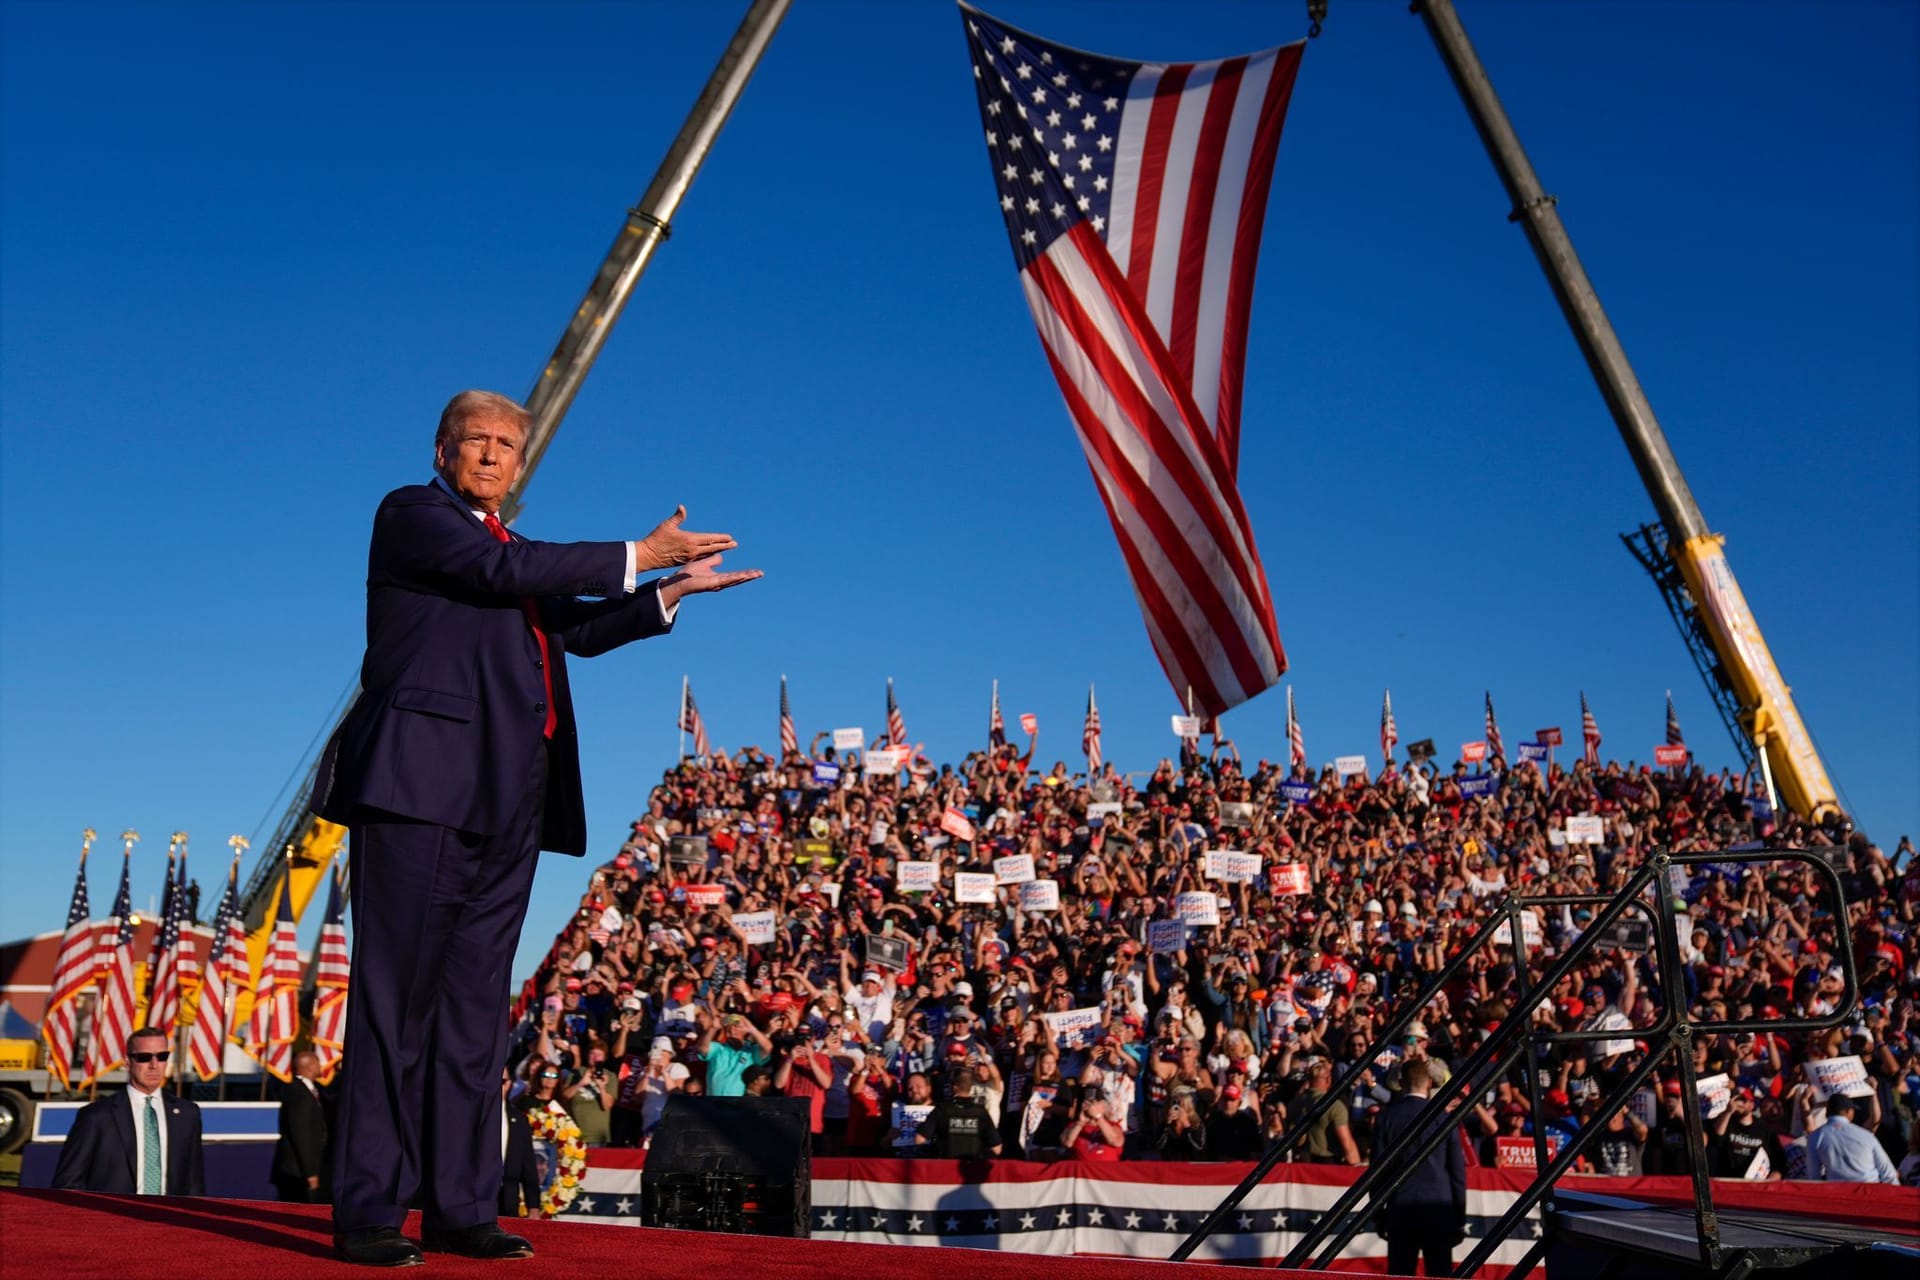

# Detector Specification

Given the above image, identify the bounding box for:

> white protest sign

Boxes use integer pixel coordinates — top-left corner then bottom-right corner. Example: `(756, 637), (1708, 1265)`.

(890, 1101), (934, 1151)
(1019, 713), (1038, 735)
(1805, 1054), (1874, 1100)
(993, 853), (1036, 885)
(1492, 910), (1545, 948)
(1269, 863), (1311, 896)
(1043, 1006), (1104, 1050)
(1086, 801), (1122, 822)
(820, 881), (841, 908)
(1566, 815), (1605, 845)
(1335, 754), (1368, 778)
(1743, 1147), (1772, 1180)
(940, 807), (977, 842)
(954, 871), (998, 904)
(832, 727), (866, 752)
(1171, 714), (1203, 739)
(1630, 1088), (1658, 1129)
(1696, 1073), (1732, 1119)
(897, 860), (938, 894)
(863, 747), (905, 775)
(1175, 890), (1220, 927)
(1203, 850), (1262, 884)
(1018, 880), (1060, 913)
(1146, 920), (1188, 954)
(733, 910), (777, 946)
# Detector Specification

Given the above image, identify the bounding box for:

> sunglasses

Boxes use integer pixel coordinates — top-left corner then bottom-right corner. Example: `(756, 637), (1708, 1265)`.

(540, 1071), (561, 1079)
(129, 1051), (171, 1063)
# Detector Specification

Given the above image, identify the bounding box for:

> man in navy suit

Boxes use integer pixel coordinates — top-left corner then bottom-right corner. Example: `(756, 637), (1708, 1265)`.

(51, 1026), (205, 1196)
(314, 389), (758, 1266)
(1368, 1058), (1468, 1276)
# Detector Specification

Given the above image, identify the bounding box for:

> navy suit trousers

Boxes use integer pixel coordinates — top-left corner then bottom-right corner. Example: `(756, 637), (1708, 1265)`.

(331, 742), (547, 1233)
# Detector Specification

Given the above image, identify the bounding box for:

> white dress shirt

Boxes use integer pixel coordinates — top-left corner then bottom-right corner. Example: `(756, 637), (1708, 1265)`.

(430, 474), (677, 622)
(126, 1084), (169, 1194)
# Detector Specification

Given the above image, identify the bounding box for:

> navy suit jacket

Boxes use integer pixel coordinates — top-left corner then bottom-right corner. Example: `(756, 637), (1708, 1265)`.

(314, 481), (674, 855)
(51, 1091), (205, 1196)
(1369, 1092), (1467, 1218)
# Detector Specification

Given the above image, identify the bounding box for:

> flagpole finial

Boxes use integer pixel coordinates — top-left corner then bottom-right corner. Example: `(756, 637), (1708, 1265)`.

(81, 828), (97, 857)
(120, 829), (139, 853)
(170, 831), (188, 853)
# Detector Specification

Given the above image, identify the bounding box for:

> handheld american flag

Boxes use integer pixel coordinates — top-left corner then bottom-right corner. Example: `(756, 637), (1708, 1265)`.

(680, 678), (711, 758)
(1484, 690), (1505, 760)
(249, 870), (302, 1081)
(42, 835), (96, 1090)
(779, 675), (798, 757)
(1286, 684), (1305, 770)
(886, 678), (907, 748)
(989, 680), (1006, 748)
(960, 5), (1299, 717)
(145, 842), (187, 1039)
(1380, 689), (1398, 763)
(310, 865), (351, 1084)
(1665, 690), (1685, 747)
(82, 839), (138, 1086)
(188, 849), (248, 1082)
(1580, 691), (1603, 767)
(1083, 684), (1102, 773)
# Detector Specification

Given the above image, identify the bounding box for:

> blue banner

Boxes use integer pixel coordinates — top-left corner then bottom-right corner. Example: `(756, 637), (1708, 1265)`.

(813, 762), (841, 785)
(1517, 743), (1548, 764)
(1279, 781), (1313, 805)
(1458, 774), (1496, 799)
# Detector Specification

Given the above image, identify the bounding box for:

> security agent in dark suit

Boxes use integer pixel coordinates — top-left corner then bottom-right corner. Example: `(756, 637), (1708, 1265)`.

(313, 390), (759, 1267)
(499, 1069), (541, 1219)
(272, 1049), (330, 1203)
(52, 1026), (205, 1196)
(1367, 1058), (1467, 1277)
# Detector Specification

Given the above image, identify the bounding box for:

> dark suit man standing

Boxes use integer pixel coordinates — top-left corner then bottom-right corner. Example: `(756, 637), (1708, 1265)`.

(1368, 1058), (1467, 1277)
(273, 1049), (330, 1203)
(52, 1026), (205, 1196)
(314, 390), (758, 1266)
(499, 1070), (541, 1220)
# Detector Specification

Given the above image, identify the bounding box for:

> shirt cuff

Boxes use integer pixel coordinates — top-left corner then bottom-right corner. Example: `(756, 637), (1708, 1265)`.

(657, 579), (680, 625)
(624, 542), (638, 593)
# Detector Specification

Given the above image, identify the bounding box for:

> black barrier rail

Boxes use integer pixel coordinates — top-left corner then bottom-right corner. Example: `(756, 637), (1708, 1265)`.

(1169, 847), (1856, 1276)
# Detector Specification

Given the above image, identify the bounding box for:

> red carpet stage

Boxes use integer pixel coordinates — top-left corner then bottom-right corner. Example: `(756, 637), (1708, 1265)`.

(0, 1188), (1319, 1280)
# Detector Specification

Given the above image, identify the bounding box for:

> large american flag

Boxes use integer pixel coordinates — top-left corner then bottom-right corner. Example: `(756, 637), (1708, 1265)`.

(249, 872), (302, 1081)
(1665, 690), (1685, 747)
(1484, 690), (1505, 760)
(310, 864), (351, 1084)
(960, 5), (1300, 718)
(188, 852), (248, 1082)
(989, 680), (1007, 748)
(779, 675), (799, 757)
(41, 838), (96, 1090)
(886, 678), (908, 748)
(82, 844), (137, 1086)
(1083, 684), (1103, 773)
(1286, 684), (1305, 770)
(680, 679), (710, 758)
(1581, 691), (1603, 767)
(144, 847), (176, 998)
(1379, 689), (1398, 763)
(145, 846), (187, 1040)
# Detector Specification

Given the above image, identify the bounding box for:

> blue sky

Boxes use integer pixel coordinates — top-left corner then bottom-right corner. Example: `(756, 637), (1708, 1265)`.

(3, 0), (1914, 980)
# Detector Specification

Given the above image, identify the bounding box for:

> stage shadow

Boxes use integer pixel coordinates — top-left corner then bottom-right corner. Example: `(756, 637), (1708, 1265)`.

(12, 1190), (337, 1261)
(933, 1159), (1006, 1251)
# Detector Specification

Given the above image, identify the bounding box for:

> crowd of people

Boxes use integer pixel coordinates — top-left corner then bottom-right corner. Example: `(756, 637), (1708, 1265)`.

(502, 726), (1919, 1188)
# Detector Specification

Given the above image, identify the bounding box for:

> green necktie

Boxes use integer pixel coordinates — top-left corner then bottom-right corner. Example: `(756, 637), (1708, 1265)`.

(142, 1096), (163, 1195)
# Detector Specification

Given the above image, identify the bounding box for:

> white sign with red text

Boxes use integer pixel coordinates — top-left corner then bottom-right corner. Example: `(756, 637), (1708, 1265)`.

(897, 860), (938, 893)
(1018, 880), (1060, 913)
(1175, 891), (1220, 927)
(1268, 863), (1312, 896)
(992, 854), (1036, 885)
(1203, 850), (1262, 883)
(954, 872), (998, 904)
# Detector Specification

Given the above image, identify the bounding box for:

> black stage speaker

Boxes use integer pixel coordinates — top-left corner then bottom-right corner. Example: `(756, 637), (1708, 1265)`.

(641, 1095), (811, 1238)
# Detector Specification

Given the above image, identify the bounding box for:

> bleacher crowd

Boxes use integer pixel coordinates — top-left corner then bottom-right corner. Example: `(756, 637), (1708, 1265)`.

(502, 725), (1919, 1189)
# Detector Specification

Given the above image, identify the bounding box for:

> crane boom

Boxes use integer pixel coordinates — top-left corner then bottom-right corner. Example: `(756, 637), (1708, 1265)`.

(1414, 0), (1839, 819)
(233, 0), (792, 951)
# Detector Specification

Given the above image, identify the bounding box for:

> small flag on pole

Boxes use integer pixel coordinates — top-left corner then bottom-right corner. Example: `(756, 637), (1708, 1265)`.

(1665, 690), (1685, 748)
(249, 865), (302, 1082)
(779, 675), (798, 758)
(1286, 686), (1306, 770)
(1083, 685), (1103, 774)
(42, 830), (97, 1091)
(886, 678), (907, 748)
(1484, 691), (1505, 760)
(988, 680), (1006, 748)
(145, 837), (188, 1039)
(1581, 692), (1603, 767)
(83, 833), (139, 1086)
(188, 841), (249, 1082)
(680, 679), (711, 757)
(310, 865), (351, 1084)
(1380, 689), (1399, 763)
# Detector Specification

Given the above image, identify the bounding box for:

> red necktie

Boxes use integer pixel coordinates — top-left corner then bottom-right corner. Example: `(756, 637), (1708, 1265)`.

(482, 513), (557, 739)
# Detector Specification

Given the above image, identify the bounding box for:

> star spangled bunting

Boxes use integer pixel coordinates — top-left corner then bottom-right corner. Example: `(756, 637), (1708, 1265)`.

(1083, 684), (1102, 773)
(310, 865), (351, 1083)
(42, 850), (95, 1090)
(82, 850), (137, 1085)
(189, 863), (247, 1081)
(1484, 690), (1505, 760)
(779, 676), (798, 757)
(886, 678), (907, 748)
(960, 4), (1300, 717)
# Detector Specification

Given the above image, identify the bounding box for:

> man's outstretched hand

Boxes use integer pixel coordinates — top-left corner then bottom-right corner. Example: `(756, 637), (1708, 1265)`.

(636, 505), (738, 571)
(659, 554), (762, 609)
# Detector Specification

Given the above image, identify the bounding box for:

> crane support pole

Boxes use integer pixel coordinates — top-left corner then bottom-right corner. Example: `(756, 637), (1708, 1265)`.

(1412, 0), (1706, 544)
(503, 0), (792, 520)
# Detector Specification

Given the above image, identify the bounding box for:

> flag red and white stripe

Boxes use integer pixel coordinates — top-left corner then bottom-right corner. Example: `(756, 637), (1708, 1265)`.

(145, 848), (187, 1040)
(189, 858), (248, 1082)
(680, 678), (710, 758)
(962, 7), (1298, 718)
(1286, 685), (1306, 770)
(1083, 685), (1103, 773)
(779, 676), (799, 757)
(82, 847), (137, 1086)
(989, 680), (1006, 748)
(42, 844), (96, 1090)
(1581, 692), (1603, 767)
(1380, 689), (1398, 763)
(1665, 690), (1685, 748)
(886, 678), (908, 748)
(1484, 690), (1505, 760)
(310, 865), (351, 1084)
(249, 873), (302, 1082)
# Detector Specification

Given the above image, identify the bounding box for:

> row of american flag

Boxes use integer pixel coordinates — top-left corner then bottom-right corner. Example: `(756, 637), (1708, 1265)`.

(674, 674), (1688, 776)
(43, 831), (349, 1091)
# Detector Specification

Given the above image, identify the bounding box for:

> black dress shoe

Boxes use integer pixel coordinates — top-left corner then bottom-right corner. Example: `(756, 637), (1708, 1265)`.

(333, 1227), (424, 1268)
(421, 1223), (535, 1260)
